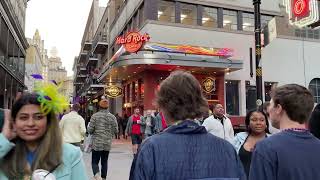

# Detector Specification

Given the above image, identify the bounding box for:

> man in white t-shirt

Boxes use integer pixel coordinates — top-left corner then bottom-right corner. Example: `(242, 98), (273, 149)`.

(202, 103), (234, 144)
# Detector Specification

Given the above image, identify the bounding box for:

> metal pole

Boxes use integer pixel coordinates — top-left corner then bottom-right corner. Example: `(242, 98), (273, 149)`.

(253, 0), (263, 106)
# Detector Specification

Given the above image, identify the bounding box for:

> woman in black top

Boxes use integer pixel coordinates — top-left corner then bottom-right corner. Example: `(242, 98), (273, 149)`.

(234, 110), (270, 176)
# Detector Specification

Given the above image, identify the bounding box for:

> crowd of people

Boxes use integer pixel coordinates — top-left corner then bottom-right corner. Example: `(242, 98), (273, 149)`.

(1, 70), (320, 180)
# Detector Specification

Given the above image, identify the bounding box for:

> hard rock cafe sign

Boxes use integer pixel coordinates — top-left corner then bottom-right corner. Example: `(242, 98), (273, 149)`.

(284, 0), (320, 28)
(202, 77), (216, 93)
(116, 32), (150, 53)
(104, 85), (123, 98)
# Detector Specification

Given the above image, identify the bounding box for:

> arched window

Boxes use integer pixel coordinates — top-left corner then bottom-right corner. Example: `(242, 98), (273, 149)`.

(309, 78), (320, 103)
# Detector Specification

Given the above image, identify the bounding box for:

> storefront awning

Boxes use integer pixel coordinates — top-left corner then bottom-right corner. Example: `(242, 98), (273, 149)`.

(98, 52), (243, 82)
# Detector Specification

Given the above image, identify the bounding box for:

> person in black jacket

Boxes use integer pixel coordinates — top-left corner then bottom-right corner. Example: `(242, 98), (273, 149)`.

(130, 71), (246, 180)
(309, 103), (320, 139)
(122, 114), (128, 139)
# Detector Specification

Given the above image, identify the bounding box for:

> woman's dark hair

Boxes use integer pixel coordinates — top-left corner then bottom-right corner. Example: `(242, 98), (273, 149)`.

(11, 93), (52, 121)
(245, 110), (270, 134)
(309, 104), (320, 139)
(11, 93), (55, 133)
(156, 70), (208, 121)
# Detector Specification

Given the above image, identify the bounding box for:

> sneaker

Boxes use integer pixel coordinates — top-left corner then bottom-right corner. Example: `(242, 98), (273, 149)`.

(94, 173), (102, 180)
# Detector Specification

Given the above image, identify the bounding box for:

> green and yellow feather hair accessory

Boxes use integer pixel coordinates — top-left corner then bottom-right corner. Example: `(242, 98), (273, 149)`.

(31, 74), (69, 115)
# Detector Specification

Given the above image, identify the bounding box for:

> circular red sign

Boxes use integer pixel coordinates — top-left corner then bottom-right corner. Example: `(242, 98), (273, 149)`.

(293, 0), (309, 17)
(124, 32), (144, 53)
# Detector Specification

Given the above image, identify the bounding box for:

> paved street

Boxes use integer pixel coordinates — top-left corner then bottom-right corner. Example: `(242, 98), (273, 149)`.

(83, 138), (133, 180)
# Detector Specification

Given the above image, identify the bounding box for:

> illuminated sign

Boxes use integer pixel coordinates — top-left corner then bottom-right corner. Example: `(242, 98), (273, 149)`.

(293, 0), (309, 17)
(284, 0), (320, 28)
(116, 32), (150, 53)
(104, 85), (123, 98)
(202, 77), (216, 93)
(144, 43), (233, 57)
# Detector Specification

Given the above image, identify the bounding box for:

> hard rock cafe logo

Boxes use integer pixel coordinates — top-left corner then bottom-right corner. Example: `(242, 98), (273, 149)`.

(293, 0), (309, 17)
(202, 77), (216, 93)
(284, 0), (319, 28)
(116, 32), (150, 53)
(104, 85), (123, 98)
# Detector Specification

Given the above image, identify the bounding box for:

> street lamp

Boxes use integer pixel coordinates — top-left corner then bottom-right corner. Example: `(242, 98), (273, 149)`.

(253, 0), (263, 106)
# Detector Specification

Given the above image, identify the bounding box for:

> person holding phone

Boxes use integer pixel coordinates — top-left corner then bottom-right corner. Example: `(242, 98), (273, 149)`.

(0, 84), (87, 179)
(125, 108), (145, 156)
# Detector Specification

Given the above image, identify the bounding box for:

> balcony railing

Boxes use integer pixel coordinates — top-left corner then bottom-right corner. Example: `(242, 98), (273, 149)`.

(78, 51), (88, 64)
(81, 76), (105, 96)
(92, 34), (108, 54)
(85, 54), (99, 68)
(83, 41), (92, 51)
(0, 56), (25, 81)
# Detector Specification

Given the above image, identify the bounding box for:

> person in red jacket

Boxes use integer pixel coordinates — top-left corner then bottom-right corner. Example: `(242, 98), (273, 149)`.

(125, 108), (145, 156)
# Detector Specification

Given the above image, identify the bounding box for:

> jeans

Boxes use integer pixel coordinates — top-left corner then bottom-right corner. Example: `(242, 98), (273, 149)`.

(92, 150), (110, 179)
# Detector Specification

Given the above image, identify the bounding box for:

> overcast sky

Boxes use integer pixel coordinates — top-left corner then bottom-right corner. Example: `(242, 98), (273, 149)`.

(25, 0), (108, 76)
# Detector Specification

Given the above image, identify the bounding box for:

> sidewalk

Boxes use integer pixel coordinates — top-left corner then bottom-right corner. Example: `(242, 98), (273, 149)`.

(83, 138), (133, 180)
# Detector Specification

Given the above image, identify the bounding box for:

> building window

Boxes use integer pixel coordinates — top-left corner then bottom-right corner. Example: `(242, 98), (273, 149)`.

(295, 28), (306, 38)
(202, 7), (218, 28)
(223, 9), (238, 30)
(314, 30), (320, 39)
(246, 81), (257, 113)
(180, 3), (197, 26)
(242, 12), (254, 31)
(138, 79), (144, 100)
(126, 84), (131, 103)
(158, 0), (175, 23)
(138, 3), (145, 28)
(261, 15), (273, 28)
(134, 81), (138, 101)
(264, 82), (277, 102)
(294, 28), (320, 39)
(132, 13), (137, 31)
(309, 78), (320, 103)
(226, 80), (240, 115)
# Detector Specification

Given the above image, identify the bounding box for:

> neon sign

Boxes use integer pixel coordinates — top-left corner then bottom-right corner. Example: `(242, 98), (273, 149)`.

(284, 0), (320, 28)
(116, 32), (150, 53)
(293, 0), (309, 17)
(144, 43), (233, 58)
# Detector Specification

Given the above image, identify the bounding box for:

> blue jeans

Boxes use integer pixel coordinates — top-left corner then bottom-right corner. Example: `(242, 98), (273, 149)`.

(92, 150), (110, 178)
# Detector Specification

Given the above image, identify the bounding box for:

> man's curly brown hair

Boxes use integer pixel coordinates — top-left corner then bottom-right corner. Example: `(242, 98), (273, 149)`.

(156, 70), (208, 121)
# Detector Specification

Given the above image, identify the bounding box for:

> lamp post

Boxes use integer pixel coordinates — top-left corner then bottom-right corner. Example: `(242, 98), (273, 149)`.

(253, 0), (263, 106)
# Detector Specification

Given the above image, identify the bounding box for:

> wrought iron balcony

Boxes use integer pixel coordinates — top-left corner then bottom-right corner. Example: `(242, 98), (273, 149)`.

(92, 34), (108, 54)
(83, 41), (92, 51)
(85, 54), (98, 68)
(78, 51), (88, 64)
(82, 76), (105, 96)
(76, 63), (87, 75)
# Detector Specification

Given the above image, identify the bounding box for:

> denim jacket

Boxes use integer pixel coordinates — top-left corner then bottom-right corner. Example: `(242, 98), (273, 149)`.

(233, 132), (271, 153)
(0, 134), (88, 180)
